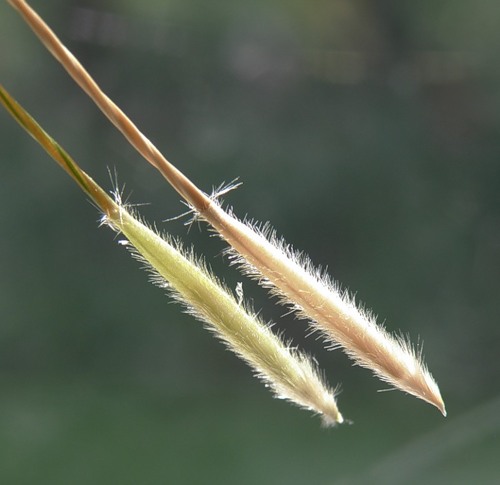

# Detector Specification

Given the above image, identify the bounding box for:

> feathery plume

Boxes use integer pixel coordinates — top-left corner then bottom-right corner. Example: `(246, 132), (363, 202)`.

(0, 84), (343, 426)
(7, 0), (445, 415)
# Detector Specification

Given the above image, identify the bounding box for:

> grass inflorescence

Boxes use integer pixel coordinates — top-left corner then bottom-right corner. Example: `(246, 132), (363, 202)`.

(3, 0), (446, 422)
(0, 84), (343, 426)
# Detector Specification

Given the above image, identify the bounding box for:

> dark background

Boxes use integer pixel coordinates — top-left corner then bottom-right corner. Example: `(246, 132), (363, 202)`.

(1, 1), (499, 483)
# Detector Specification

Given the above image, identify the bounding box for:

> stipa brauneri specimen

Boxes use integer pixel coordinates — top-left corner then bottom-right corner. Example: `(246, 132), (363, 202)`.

(0, 85), (343, 426)
(6, 0), (446, 417)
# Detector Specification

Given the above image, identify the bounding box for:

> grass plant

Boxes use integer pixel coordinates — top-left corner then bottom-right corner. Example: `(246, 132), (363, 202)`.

(4, 0), (446, 420)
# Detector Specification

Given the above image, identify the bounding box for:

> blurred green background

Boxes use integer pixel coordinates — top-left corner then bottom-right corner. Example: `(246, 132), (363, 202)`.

(1, 1), (499, 483)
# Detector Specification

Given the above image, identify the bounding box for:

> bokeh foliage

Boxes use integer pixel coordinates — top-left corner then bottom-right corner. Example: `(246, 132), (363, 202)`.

(1, 1), (499, 483)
